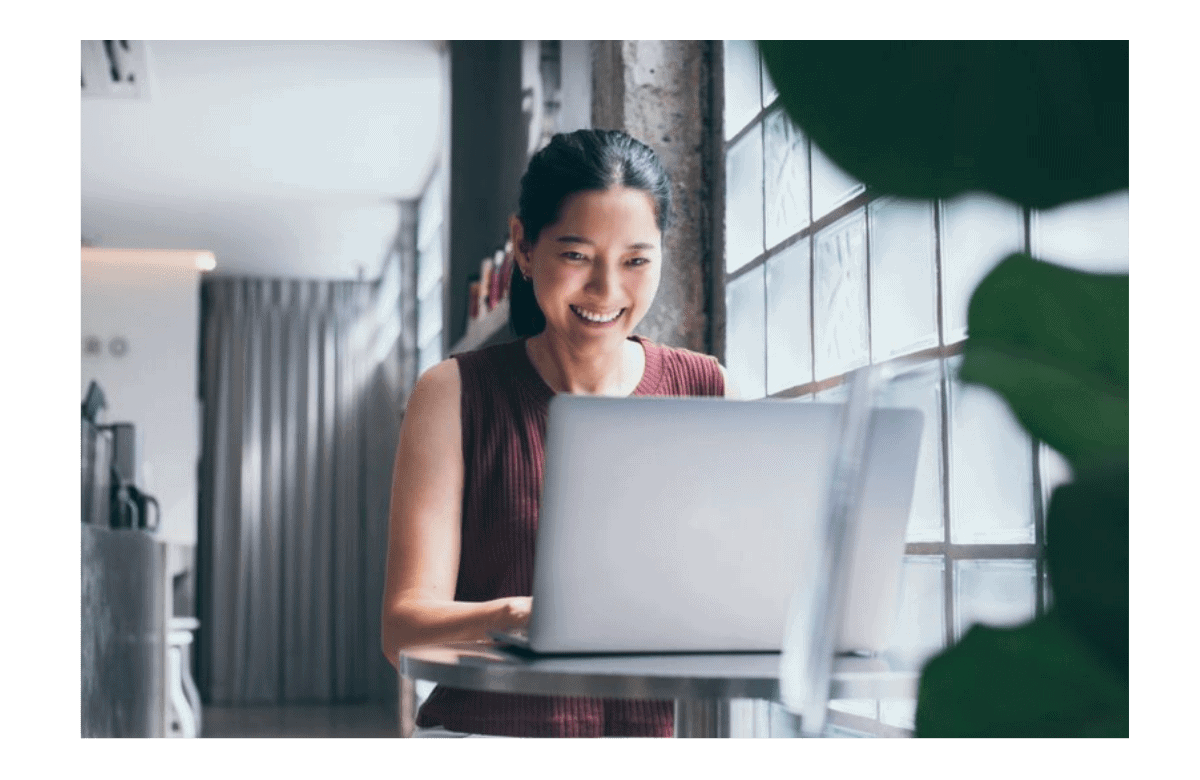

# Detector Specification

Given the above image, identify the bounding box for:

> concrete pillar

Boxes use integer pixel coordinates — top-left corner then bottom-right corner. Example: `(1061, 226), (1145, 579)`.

(591, 41), (718, 354)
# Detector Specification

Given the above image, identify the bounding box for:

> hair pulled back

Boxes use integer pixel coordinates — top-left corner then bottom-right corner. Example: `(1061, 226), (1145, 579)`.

(509, 129), (673, 337)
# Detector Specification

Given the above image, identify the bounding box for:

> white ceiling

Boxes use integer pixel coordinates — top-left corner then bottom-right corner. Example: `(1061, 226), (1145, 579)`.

(81, 40), (444, 279)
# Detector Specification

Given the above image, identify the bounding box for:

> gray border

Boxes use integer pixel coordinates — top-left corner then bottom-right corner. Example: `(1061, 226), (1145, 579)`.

(16, 6), (1180, 777)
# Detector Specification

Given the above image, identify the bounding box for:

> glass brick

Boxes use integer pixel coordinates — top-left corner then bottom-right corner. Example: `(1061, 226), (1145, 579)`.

(725, 265), (766, 399)
(1032, 189), (1129, 273)
(939, 194), (1025, 344)
(724, 40), (762, 141)
(887, 555), (945, 667)
(813, 209), (869, 380)
(953, 559), (1038, 641)
(824, 723), (876, 738)
(725, 128), (764, 273)
(764, 108), (810, 249)
(879, 700), (916, 731)
(811, 140), (865, 221)
(829, 699), (878, 719)
(947, 356), (1036, 544)
(874, 362), (944, 544)
(869, 198), (938, 360)
(765, 238), (812, 394)
(760, 51), (779, 108)
(727, 699), (768, 737)
(768, 702), (803, 737)
(417, 285), (442, 347)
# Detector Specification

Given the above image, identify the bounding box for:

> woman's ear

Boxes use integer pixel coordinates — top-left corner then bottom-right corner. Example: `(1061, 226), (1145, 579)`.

(509, 215), (529, 274)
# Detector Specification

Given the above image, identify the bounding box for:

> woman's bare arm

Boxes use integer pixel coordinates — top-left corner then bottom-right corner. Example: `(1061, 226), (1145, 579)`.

(380, 358), (531, 668)
(718, 363), (740, 400)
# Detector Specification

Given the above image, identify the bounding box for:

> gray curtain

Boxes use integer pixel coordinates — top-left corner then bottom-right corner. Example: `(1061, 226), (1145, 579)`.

(197, 216), (418, 705)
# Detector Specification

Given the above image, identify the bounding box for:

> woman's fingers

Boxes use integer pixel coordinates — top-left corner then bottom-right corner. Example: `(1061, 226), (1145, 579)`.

(502, 597), (533, 628)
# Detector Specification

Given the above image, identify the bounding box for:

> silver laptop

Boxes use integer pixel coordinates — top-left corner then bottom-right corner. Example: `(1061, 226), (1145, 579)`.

(491, 395), (924, 655)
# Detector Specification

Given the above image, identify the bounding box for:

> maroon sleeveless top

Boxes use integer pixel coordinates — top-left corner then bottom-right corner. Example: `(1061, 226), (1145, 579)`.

(415, 335), (725, 737)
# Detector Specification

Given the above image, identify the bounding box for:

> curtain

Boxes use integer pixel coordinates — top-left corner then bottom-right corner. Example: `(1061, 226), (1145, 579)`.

(196, 217), (418, 705)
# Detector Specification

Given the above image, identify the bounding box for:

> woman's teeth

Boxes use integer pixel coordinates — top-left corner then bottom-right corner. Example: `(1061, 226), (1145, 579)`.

(571, 305), (624, 324)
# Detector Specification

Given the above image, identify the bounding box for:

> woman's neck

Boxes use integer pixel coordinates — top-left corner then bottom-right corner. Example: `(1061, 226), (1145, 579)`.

(525, 333), (645, 397)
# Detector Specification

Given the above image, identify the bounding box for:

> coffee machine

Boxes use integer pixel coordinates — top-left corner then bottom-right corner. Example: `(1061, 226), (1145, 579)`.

(81, 382), (113, 527)
(107, 421), (160, 532)
(81, 382), (160, 531)
(81, 382), (184, 739)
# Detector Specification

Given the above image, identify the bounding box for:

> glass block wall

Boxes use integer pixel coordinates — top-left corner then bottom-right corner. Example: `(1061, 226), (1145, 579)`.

(416, 169), (446, 376)
(721, 41), (1128, 732)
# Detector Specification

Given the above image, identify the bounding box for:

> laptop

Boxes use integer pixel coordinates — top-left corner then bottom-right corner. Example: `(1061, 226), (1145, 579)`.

(490, 395), (924, 655)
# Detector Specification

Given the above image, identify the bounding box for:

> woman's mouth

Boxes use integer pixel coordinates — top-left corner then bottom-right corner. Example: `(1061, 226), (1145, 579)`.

(570, 305), (625, 325)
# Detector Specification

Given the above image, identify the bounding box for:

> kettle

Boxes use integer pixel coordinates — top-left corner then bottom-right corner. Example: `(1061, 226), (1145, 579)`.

(110, 477), (160, 532)
(129, 484), (161, 532)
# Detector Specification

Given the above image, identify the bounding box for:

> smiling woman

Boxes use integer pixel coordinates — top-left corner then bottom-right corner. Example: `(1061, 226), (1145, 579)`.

(512, 186), (663, 396)
(507, 130), (673, 338)
(381, 129), (734, 737)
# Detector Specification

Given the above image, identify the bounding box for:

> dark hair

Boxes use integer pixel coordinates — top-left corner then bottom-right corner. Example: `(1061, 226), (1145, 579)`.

(509, 129), (673, 337)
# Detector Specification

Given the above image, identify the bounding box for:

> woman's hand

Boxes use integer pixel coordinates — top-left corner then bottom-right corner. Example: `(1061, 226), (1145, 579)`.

(495, 596), (532, 631)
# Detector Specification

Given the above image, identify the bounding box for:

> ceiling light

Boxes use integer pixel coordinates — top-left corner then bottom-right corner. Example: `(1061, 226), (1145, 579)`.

(82, 248), (217, 272)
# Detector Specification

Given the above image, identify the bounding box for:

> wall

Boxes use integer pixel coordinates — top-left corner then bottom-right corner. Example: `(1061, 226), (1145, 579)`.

(81, 249), (203, 545)
(591, 41), (718, 353)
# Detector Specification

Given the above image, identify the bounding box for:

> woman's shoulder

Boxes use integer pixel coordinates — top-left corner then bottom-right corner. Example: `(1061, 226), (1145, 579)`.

(639, 336), (721, 370)
(410, 358), (462, 409)
(634, 337), (727, 396)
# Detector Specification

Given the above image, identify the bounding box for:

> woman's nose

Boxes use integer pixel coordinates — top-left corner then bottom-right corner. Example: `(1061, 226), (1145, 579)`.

(585, 262), (617, 295)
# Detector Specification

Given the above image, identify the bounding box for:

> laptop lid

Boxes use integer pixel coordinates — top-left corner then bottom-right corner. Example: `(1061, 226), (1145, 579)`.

(524, 396), (923, 654)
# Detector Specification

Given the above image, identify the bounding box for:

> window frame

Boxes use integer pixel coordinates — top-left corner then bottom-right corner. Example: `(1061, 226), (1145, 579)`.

(718, 42), (1059, 734)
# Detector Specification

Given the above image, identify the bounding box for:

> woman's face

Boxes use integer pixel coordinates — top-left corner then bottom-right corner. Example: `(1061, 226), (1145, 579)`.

(516, 186), (662, 348)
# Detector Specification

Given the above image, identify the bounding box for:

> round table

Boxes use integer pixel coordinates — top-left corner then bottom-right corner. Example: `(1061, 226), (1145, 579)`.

(398, 643), (919, 737)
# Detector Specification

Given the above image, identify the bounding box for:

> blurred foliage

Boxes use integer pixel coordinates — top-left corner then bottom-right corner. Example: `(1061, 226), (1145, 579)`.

(1045, 461), (1129, 680)
(758, 41), (1128, 209)
(960, 254), (1128, 471)
(760, 41), (1129, 737)
(914, 609), (1128, 737)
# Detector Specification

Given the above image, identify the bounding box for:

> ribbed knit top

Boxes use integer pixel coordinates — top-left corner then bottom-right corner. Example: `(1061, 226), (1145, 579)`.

(415, 335), (725, 737)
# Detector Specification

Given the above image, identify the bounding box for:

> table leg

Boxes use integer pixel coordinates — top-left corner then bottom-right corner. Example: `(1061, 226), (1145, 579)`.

(674, 699), (732, 738)
(399, 676), (417, 737)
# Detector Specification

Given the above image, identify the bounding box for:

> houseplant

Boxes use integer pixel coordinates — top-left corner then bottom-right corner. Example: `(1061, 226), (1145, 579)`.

(759, 40), (1128, 736)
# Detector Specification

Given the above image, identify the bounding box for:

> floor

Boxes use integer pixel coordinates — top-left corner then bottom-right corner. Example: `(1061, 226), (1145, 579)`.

(202, 702), (401, 738)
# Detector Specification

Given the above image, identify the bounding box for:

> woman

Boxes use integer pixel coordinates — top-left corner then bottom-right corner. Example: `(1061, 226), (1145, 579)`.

(381, 129), (736, 737)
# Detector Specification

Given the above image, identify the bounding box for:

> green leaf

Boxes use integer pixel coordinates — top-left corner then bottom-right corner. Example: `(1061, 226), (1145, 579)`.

(915, 612), (1128, 737)
(1046, 462), (1129, 678)
(758, 41), (1127, 209)
(959, 253), (1128, 471)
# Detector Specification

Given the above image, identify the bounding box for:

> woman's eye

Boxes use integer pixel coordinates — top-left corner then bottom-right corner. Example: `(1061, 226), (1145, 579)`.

(629, 257), (651, 267)
(562, 251), (587, 261)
